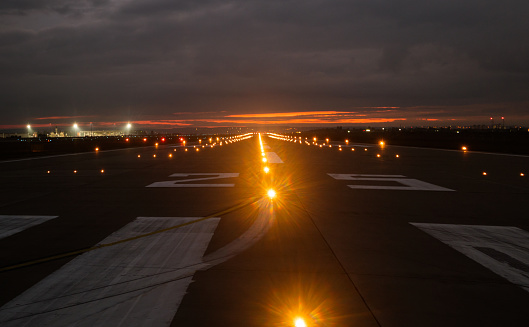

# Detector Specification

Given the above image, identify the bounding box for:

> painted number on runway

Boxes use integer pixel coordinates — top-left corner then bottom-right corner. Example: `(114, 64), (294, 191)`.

(411, 223), (529, 292)
(328, 174), (454, 191)
(146, 173), (239, 187)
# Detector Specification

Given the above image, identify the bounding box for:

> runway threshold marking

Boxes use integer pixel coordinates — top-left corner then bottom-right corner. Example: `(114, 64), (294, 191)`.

(0, 217), (220, 326)
(0, 215), (58, 240)
(146, 173), (239, 187)
(328, 174), (454, 191)
(411, 223), (529, 292)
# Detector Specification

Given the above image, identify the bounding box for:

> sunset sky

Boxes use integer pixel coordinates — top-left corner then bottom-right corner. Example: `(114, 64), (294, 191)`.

(1, 0), (528, 129)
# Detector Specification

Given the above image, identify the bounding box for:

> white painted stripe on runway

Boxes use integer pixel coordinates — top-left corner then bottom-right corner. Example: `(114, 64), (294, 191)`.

(0, 215), (58, 240)
(411, 223), (529, 292)
(0, 217), (220, 326)
(265, 152), (284, 163)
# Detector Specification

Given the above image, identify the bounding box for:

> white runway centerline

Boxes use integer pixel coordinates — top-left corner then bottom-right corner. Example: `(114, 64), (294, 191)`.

(0, 217), (220, 327)
(411, 223), (529, 292)
(0, 215), (58, 240)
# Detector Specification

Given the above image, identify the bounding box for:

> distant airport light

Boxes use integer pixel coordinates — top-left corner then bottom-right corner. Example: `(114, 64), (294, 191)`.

(264, 166), (270, 173)
(351, 148), (355, 151)
(339, 148), (342, 151)
(27, 124), (31, 129)
(482, 172), (487, 176)
(137, 154), (141, 158)
(396, 154), (400, 158)
(521, 173), (525, 177)
(73, 170), (77, 174)
(143, 138), (147, 142)
(101, 169), (104, 173)
(379, 141), (385, 146)
(462, 146), (468, 151)
(345, 139), (349, 144)
(185, 148), (188, 152)
(161, 138), (165, 142)
(196, 148), (200, 151)
(169, 154), (172, 158)
(155, 143), (159, 146)
(125, 138), (129, 142)
(377, 154), (381, 158)
(153, 154), (156, 158)
(95, 147), (99, 151)
(262, 157), (267, 163)
(126, 123), (132, 129)
(73, 123), (78, 129)
(313, 137), (317, 141)
(174, 148), (176, 151)
(47, 170), (50, 174)
(267, 189), (276, 199)
(364, 148), (368, 151)
(261, 152), (265, 156)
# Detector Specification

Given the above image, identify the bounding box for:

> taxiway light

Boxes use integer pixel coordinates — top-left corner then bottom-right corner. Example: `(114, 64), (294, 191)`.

(267, 189), (276, 199)
(294, 317), (307, 327)
(264, 167), (270, 173)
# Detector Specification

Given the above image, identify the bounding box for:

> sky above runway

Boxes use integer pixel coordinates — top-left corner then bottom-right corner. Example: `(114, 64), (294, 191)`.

(1, 0), (528, 129)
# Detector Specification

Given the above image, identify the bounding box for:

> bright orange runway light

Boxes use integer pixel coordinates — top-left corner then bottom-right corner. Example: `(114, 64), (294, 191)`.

(294, 317), (307, 327)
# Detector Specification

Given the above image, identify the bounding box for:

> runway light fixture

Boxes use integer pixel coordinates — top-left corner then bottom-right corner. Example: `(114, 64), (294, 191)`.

(264, 166), (270, 173)
(482, 171), (487, 176)
(520, 173), (524, 177)
(137, 154), (141, 158)
(396, 154), (400, 158)
(95, 147), (99, 151)
(294, 317), (307, 327)
(462, 146), (468, 151)
(262, 157), (267, 163)
(267, 189), (276, 199)
(100, 169), (105, 173)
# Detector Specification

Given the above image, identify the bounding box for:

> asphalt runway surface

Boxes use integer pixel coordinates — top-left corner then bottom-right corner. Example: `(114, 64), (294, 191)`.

(1, 134), (528, 326)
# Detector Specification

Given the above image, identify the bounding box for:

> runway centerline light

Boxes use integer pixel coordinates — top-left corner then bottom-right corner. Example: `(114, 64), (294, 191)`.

(267, 189), (276, 199)
(264, 166), (270, 173)
(262, 157), (267, 163)
(294, 317), (307, 327)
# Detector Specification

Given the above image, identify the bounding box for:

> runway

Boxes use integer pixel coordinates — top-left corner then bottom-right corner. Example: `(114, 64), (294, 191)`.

(1, 134), (528, 326)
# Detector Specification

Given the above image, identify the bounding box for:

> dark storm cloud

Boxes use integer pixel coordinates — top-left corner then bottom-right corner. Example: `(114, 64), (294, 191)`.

(1, 0), (528, 126)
